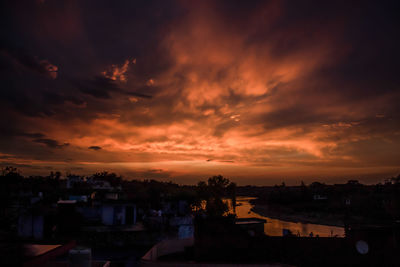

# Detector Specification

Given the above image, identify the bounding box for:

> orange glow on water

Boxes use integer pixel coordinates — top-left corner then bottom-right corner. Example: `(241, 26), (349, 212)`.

(234, 197), (345, 237)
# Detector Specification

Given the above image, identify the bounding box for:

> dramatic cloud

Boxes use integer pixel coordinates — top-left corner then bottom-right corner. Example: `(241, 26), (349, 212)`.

(88, 146), (102, 151)
(33, 138), (69, 148)
(102, 59), (135, 82)
(0, 0), (399, 184)
(0, 45), (58, 79)
(77, 76), (152, 99)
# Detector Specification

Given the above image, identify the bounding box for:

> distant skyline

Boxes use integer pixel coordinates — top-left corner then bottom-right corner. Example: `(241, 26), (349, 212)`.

(1, 1), (399, 185)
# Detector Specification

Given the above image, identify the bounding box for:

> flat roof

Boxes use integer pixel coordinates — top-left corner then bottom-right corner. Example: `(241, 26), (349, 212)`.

(24, 244), (61, 257)
(235, 217), (267, 224)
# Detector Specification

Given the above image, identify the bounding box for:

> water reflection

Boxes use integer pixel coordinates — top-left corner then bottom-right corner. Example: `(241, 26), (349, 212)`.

(233, 197), (345, 237)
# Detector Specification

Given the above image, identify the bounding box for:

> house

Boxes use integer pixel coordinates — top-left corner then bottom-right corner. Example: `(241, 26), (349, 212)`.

(105, 192), (119, 200)
(59, 198), (137, 227)
(169, 216), (194, 239)
(68, 195), (88, 202)
(18, 213), (44, 239)
(235, 217), (266, 237)
(161, 200), (190, 216)
(66, 175), (84, 189)
(76, 205), (102, 223)
(86, 177), (113, 190)
(101, 203), (137, 226)
(313, 194), (328, 200)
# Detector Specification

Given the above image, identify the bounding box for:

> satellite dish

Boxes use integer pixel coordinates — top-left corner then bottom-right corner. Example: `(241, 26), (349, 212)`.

(356, 240), (369, 255)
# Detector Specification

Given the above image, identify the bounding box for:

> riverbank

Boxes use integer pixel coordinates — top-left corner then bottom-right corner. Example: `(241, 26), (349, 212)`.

(250, 202), (345, 227)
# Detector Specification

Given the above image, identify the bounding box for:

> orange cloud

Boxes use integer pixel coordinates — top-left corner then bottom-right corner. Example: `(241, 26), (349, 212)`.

(102, 59), (131, 82)
(2, 1), (399, 184)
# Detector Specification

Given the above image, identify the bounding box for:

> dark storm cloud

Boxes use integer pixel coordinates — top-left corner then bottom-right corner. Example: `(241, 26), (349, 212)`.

(42, 91), (85, 107)
(260, 105), (335, 131)
(0, 126), (46, 140)
(0, 82), (85, 118)
(88, 146), (102, 151)
(0, 45), (58, 79)
(212, 0), (400, 107)
(0, 162), (34, 169)
(33, 138), (69, 148)
(0, 0), (399, 182)
(17, 132), (46, 139)
(78, 76), (120, 99)
(77, 76), (152, 99)
(291, 1), (400, 102)
(124, 169), (172, 180)
(126, 89), (153, 99)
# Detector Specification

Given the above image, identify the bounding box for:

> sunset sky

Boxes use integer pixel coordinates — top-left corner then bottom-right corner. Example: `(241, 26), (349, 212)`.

(1, 0), (399, 185)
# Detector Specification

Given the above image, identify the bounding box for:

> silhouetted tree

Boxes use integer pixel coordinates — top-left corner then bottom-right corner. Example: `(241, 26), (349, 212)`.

(196, 175), (235, 217)
(390, 174), (400, 184)
(0, 166), (23, 181)
(91, 171), (122, 187)
(227, 182), (237, 212)
(49, 171), (61, 180)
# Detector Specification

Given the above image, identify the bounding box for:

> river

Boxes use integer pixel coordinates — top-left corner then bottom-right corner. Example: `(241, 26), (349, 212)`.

(233, 197), (345, 237)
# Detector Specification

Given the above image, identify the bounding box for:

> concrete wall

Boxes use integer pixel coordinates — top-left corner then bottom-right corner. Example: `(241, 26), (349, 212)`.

(125, 205), (137, 225)
(178, 225), (194, 239)
(76, 206), (102, 222)
(142, 238), (194, 261)
(101, 206), (114, 226)
(18, 214), (43, 239)
(133, 205), (137, 224)
(101, 204), (137, 226)
(114, 205), (125, 225)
